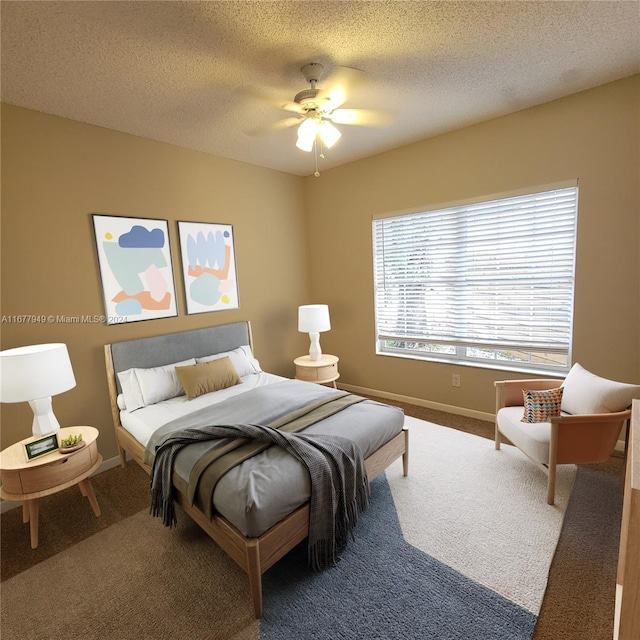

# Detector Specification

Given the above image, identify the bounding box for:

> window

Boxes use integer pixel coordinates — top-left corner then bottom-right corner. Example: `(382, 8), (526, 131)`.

(372, 184), (578, 374)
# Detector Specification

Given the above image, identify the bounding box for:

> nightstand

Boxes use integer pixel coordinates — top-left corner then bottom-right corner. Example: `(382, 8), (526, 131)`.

(294, 354), (340, 388)
(0, 426), (102, 548)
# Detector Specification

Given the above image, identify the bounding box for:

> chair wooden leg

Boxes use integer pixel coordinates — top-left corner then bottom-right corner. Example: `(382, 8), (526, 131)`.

(402, 428), (409, 476)
(547, 423), (559, 505)
(494, 382), (505, 450)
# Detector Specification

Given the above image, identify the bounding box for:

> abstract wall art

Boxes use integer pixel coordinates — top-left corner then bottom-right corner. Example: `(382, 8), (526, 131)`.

(177, 221), (239, 314)
(92, 214), (178, 324)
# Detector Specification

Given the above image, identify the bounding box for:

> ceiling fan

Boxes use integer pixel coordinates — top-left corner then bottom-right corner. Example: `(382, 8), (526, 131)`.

(253, 63), (394, 173)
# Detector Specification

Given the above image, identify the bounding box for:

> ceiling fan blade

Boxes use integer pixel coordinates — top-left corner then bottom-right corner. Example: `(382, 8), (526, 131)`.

(322, 66), (366, 110)
(329, 108), (395, 126)
(239, 86), (304, 114)
(280, 101), (304, 114)
(246, 116), (302, 136)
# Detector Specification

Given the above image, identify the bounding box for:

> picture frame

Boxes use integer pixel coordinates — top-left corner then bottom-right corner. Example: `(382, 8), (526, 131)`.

(92, 214), (178, 324)
(177, 221), (239, 314)
(24, 434), (59, 462)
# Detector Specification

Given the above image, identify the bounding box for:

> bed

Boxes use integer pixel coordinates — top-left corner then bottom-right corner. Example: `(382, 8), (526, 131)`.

(104, 321), (408, 618)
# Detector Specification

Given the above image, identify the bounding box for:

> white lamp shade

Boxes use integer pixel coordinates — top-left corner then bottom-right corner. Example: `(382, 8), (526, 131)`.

(298, 305), (331, 333)
(319, 121), (341, 148)
(0, 343), (76, 403)
(296, 118), (317, 152)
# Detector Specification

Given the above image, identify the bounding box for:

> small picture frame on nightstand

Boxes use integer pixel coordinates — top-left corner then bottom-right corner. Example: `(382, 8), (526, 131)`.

(24, 434), (59, 462)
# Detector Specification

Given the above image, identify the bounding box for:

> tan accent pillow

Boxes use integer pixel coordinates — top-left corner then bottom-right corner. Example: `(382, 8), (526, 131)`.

(175, 357), (242, 400)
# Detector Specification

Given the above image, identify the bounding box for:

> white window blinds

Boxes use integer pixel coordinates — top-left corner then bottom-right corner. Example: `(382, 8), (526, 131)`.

(373, 186), (578, 368)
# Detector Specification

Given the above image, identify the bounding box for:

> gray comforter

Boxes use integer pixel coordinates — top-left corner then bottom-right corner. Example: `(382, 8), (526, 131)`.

(145, 379), (404, 537)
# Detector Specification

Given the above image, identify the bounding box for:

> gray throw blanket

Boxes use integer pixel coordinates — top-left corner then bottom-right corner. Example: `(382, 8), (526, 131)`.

(150, 423), (370, 571)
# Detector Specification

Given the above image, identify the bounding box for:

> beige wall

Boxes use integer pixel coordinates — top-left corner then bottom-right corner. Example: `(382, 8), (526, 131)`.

(2, 75), (639, 461)
(304, 75), (640, 415)
(0, 105), (309, 457)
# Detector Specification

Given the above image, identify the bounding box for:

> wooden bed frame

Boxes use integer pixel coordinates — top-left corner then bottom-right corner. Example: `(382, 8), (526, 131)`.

(104, 321), (409, 618)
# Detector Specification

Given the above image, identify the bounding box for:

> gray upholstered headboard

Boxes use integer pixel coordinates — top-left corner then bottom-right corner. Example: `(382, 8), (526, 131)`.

(108, 321), (252, 394)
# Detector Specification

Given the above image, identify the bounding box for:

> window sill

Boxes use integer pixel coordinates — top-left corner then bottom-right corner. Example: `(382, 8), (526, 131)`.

(376, 349), (567, 379)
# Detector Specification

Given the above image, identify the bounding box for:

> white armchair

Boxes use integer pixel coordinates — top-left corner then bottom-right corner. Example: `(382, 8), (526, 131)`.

(494, 364), (638, 505)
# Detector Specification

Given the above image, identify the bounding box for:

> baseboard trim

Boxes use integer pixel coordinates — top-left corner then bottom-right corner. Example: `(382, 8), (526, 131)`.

(0, 454), (124, 514)
(338, 382), (495, 423)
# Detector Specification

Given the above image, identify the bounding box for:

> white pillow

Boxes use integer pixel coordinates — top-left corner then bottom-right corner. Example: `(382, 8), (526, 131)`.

(118, 358), (196, 411)
(196, 345), (262, 378)
(561, 363), (640, 415)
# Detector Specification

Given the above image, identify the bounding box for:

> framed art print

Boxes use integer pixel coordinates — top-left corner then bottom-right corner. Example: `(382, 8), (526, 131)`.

(177, 221), (239, 314)
(92, 214), (178, 324)
(24, 434), (59, 462)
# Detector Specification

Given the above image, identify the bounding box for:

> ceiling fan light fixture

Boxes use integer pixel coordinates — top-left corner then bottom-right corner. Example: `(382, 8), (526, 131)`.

(319, 121), (341, 148)
(295, 134), (315, 152)
(296, 118), (317, 152)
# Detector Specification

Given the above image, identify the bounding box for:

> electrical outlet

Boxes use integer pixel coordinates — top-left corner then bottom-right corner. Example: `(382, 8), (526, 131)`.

(452, 374), (461, 387)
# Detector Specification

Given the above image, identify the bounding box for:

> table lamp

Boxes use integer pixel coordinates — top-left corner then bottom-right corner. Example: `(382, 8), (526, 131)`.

(0, 343), (76, 436)
(298, 304), (331, 361)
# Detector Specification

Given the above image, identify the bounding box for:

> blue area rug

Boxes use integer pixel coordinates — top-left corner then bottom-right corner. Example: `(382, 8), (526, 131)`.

(261, 473), (536, 640)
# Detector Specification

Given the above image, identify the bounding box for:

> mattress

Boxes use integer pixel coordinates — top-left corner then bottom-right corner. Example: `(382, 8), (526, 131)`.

(120, 373), (404, 537)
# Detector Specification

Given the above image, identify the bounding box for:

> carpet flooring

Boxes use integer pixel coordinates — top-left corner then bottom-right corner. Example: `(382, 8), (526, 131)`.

(0, 400), (624, 639)
(262, 473), (537, 640)
(260, 417), (576, 639)
(374, 398), (624, 640)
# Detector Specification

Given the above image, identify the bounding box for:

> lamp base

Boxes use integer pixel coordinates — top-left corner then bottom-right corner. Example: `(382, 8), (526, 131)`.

(28, 397), (62, 436)
(308, 332), (322, 361)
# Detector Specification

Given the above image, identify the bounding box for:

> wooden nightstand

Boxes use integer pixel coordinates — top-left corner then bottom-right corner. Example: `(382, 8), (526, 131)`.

(0, 426), (102, 548)
(294, 354), (340, 388)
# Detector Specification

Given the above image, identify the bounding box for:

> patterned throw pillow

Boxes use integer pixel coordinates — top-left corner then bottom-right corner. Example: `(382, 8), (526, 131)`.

(521, 388), (564, 423)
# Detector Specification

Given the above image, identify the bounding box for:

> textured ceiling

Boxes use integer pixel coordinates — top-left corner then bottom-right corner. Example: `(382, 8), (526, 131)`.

(2, 1), (639, 177)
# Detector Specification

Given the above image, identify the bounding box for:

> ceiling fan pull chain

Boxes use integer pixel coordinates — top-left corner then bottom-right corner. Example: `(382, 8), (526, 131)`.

(314, 137), (320, 177)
